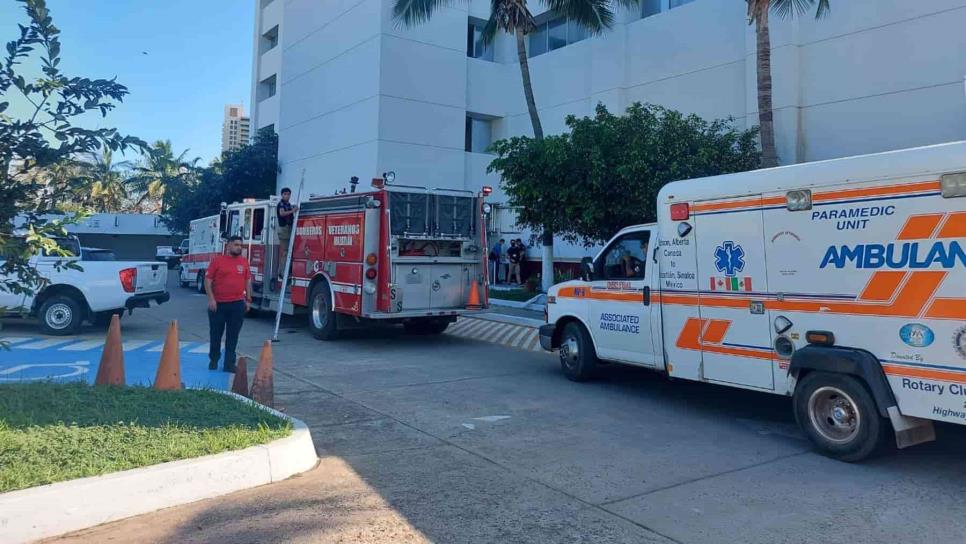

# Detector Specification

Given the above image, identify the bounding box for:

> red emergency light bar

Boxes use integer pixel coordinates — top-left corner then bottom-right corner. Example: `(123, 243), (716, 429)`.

(481, 186), (493, 196)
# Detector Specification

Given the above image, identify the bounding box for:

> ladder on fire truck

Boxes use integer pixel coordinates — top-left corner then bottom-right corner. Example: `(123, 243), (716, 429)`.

(271, 172), (304, 342)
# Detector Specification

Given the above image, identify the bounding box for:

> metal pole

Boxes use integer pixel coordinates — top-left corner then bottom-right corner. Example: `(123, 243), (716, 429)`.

(272, 170), (305, 342)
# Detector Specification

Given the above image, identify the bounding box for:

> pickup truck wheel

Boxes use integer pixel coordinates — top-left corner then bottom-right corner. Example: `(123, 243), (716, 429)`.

(39, 295), (84, 336)
(403, 318), (450, 335)
(559, 321), (598, 382)
(308, 282), (339, 340)
(195, 271), (205, 294)
(794, 371), (886, 462)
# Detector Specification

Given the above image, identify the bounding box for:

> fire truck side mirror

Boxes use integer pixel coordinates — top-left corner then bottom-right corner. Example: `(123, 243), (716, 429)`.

(580, 257), (595, 282)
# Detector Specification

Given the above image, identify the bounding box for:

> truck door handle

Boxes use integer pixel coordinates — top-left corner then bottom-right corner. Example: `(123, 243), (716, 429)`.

(643, 286), (650, 306)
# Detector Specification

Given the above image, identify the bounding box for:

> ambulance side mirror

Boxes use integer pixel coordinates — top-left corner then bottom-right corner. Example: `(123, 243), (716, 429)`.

(580, 257), (595, 282)
(218, 210), (229, 239)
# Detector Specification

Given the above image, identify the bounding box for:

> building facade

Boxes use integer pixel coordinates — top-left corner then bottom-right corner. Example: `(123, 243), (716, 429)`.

(221, 104), (252, 153)
(252, 0), (966, 259)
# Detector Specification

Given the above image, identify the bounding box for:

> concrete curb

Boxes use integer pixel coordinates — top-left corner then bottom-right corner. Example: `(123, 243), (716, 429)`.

(0, 392), (318, 544)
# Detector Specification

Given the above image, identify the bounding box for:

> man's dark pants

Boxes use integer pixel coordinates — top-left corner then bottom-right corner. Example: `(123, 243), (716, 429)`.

(209, 300), (246, 371)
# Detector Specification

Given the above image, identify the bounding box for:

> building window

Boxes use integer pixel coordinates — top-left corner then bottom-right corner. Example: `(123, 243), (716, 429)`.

(464, 115), (493, 154)
(529, 16), (589, 57)
(670, 0), (696, 8)
(642, 0), (661, 18)
(466, 19), (494, 61)
(260, 25), (279, 54)
(258, 74), (277, 101)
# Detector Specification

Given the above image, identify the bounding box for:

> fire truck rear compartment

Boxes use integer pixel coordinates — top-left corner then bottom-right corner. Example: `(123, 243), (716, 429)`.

(393, 263), (473, 311)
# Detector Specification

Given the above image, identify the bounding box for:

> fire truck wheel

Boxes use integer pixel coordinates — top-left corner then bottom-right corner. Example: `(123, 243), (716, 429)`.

(403, 318), (450, 335)
(559, 321), (598, 382)
(308, 282), (339, 340)
(793, 371), (887, 462)
(195, 271), (205, 294)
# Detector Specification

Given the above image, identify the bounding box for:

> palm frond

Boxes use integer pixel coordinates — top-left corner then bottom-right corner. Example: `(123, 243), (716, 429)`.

(490, 0), (536, 35)
(771, 0), (829, 20)
(392, 0), (459, 26)
(544, 0), (615, 32)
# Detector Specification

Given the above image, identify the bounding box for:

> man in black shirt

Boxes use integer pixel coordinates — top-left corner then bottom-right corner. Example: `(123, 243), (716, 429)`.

(507, 240), (523, 285)
(276, 187), (298, 279)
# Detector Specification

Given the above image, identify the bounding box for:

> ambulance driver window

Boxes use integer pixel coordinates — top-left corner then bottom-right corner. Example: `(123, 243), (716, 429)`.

(601, 232), (650, 280)
(252, 208), (265, 240)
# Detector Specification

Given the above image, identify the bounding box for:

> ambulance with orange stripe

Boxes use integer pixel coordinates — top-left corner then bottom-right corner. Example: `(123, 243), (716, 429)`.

(540, 142), (966, 461)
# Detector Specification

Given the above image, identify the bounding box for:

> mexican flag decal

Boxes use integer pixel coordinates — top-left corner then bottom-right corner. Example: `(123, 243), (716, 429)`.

(710, 276), (752, 291)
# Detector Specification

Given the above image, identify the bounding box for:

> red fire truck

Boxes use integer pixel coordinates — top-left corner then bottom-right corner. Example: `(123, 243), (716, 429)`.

(183, 175), (492, 339)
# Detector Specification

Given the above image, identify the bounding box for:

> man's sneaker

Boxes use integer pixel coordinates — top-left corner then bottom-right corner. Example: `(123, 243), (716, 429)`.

(208, 359), (218, 370)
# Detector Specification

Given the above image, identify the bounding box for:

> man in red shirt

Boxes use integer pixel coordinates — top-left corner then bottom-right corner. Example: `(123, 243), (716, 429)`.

(205, 235), (252, 372)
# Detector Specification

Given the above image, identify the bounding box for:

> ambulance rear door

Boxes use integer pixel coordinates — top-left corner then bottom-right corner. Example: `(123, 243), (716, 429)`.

(693, 195), (775, 390)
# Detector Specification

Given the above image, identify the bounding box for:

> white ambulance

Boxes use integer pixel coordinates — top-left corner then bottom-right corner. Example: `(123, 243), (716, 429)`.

(540, 141), (966, 461)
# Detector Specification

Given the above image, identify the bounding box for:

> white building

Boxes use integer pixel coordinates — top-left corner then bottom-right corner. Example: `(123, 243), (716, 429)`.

(251, 0), (966, 260)
(221, 104), (252, 153)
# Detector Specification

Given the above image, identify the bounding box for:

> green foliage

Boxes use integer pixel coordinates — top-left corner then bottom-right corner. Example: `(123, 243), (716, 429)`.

(0, 0), (146, 297)
(162, 127), (278, 233)
(489, 103), (761, 245)
(128, 140), (200, 214)
(0, 382), (291, 492)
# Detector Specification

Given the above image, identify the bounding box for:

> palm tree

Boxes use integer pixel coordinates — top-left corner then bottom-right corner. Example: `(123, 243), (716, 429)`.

(748, 0), (829, 167)
(81, 149), (133, 212)
(129, 140), (200, 214)
(395, 0), (636, 290)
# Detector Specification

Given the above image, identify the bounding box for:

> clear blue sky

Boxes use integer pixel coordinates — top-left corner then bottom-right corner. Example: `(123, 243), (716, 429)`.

(1, 0), (253, 164)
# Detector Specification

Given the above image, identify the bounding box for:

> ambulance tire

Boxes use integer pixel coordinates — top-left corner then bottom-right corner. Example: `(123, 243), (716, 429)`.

(179, 267), (190, 288)
(559, 321), (598, 382)
(794, 371), (887, 462)
(196, 271), (206, 294)
(308, 282), (339, 340)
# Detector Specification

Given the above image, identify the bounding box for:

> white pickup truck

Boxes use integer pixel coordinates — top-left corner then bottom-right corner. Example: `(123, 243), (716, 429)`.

(0, 236), (170, 335)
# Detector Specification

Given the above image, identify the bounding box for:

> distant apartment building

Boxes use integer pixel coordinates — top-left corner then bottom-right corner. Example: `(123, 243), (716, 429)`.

(251, 0), (966, 259)
(221, 104), (251, 153)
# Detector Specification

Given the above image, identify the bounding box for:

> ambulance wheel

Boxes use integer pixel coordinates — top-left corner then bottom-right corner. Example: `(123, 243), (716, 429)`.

(403, 318), (450, 335)
(793, 372), (886, 462)
(308, 282), (339, 340)
(559, 321), (598, 382)
(195, 271), (205, 294)
(179, 267), (190, 288)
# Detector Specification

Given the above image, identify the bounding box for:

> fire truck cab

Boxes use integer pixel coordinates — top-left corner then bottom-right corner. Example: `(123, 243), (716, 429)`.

(540, 141), (966, 462)
(201, 177), (491, 339)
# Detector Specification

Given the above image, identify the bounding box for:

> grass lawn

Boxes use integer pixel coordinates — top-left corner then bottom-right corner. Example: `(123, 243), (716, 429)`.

(488, 287), (536, 302)
(0, 382), (292, 493)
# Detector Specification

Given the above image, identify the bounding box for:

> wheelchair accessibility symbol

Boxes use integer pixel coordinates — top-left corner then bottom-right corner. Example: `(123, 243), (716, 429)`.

(0, 361), (91, 381)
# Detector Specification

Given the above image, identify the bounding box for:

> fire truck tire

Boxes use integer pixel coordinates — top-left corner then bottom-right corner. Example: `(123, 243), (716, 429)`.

(403, 318), (450, 335)
(793, 371), (887, 462)
(195, 271), (205, 294)
(308, 282), (339, 340)
(559, 321), (598, 382)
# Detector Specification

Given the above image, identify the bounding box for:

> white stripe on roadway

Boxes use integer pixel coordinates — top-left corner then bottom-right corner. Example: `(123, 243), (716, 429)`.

(18, 338), (76, 349)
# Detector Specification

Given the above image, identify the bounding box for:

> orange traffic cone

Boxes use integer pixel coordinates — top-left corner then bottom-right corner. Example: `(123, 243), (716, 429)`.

(250, 340), (274, 408)
(154, 321), (182, 390)
(94, 314), (125, 386)
(466, 279), (482, 310)
(231, 356), (250, 398)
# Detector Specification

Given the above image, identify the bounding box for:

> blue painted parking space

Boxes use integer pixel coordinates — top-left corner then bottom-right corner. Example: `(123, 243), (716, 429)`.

(0, 336), (230, 390)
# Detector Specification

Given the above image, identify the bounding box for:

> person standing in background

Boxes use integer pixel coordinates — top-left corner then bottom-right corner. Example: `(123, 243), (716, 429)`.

(507, 240), (523, 285)
(276, 187), (298, 280)
(490, 238), (504, 284)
